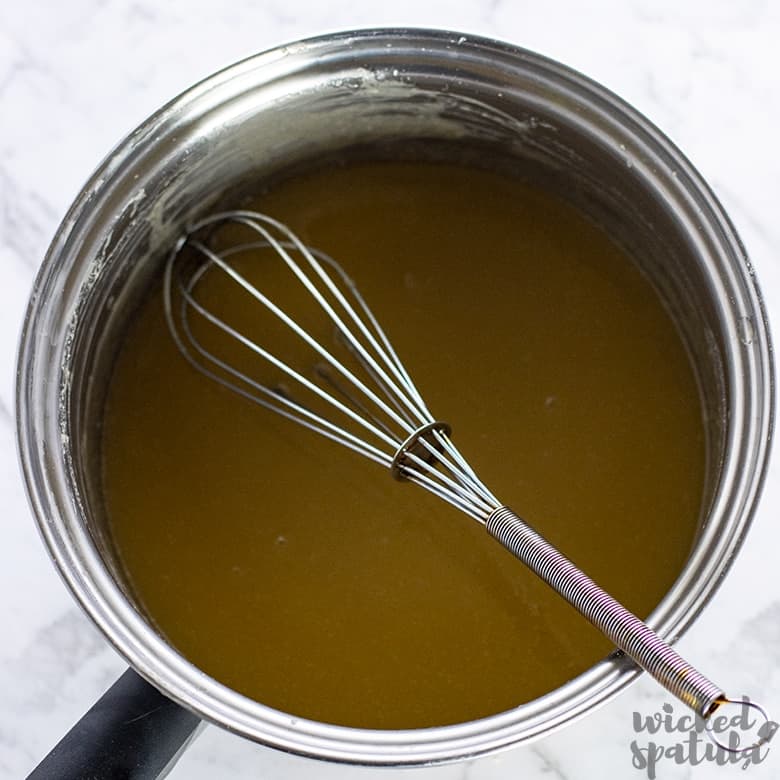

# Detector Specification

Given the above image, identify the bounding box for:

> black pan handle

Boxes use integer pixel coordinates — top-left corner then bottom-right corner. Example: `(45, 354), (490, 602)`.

(27, 668), (201, 779)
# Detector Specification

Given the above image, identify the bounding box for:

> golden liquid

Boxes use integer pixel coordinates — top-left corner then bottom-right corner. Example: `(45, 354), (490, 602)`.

(102, 161), (704, 729)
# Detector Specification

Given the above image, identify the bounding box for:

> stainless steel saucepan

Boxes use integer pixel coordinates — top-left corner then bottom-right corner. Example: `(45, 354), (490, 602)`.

(16, 28), (773, 778)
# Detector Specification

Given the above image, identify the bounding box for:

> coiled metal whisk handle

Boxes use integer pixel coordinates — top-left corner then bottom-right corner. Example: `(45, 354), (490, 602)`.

(487, 506), (774, 751)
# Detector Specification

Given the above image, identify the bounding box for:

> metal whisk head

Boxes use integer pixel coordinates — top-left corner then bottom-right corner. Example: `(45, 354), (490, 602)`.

(164, 210), (499, 522)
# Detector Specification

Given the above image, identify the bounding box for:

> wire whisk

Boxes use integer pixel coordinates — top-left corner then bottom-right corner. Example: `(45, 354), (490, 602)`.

(164, 210), (771, 751)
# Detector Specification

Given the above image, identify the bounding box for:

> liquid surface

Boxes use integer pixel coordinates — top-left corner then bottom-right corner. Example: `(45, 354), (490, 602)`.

(102, 161), (704, 729)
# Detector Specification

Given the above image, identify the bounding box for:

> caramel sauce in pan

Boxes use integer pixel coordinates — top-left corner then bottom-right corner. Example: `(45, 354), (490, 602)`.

(102, 161), (704, 729)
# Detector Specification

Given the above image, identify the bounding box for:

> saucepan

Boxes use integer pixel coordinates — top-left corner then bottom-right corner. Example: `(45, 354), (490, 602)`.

(16, 28), (773, 777)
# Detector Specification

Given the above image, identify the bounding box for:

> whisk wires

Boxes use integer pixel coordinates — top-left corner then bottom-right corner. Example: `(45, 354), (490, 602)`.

(164, 211), (499, 522)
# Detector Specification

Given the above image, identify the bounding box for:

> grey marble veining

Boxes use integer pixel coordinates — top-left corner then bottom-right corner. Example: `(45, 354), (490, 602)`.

(2, 1), (779, 778)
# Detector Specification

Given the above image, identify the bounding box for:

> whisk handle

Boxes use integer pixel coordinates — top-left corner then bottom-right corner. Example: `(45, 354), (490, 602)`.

(486, 505), (723, 717)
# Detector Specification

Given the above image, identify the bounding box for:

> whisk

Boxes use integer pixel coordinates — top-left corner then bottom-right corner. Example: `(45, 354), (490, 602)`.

(164, 209), (771, 750)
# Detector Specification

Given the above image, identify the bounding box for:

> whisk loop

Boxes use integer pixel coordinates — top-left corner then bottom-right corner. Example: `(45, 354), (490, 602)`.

(164, 210), (771, 746)
(164, 210), (498, 521)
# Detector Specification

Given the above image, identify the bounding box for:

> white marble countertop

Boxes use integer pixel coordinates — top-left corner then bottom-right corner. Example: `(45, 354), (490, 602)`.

(2, 1), (779, 778)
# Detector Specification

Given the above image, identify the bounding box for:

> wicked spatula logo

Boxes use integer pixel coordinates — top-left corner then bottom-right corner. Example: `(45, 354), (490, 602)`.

(630, 699), (778, 778)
